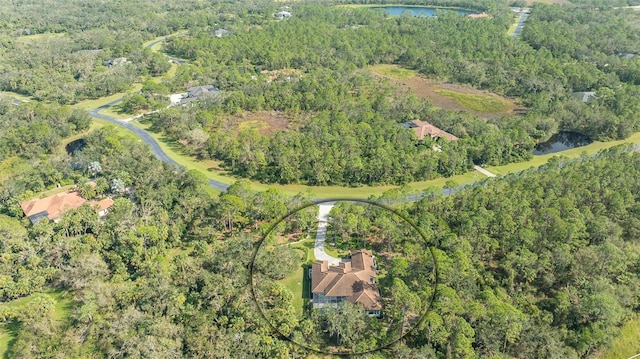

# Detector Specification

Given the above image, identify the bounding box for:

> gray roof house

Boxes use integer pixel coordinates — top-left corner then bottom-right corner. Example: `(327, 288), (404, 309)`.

(213, 28), (231, 38)
(571, 91), (597, 103)
(180, 85), (220, 105)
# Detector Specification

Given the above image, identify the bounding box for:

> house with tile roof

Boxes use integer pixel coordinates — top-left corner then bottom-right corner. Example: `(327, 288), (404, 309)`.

(402, 120), (459, 141)
(311, 249), (382, 316)
(20, 190), (114, 224)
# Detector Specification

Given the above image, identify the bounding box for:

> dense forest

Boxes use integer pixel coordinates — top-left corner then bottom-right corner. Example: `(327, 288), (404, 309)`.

(0, 0), (639, 358)
(0, 107), (639, 357)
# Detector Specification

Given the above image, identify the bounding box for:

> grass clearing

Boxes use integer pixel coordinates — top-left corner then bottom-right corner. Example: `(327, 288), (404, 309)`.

(0, 91), (32, 102)
(71, 84), (142, 111)
(14, 32), (66, 44)
(278, 248), (308, 316)
(599, 316), (640, 359)
(371, 64), (417, 79)
(434, 89), (510, 113)
(0, 289), (73, 357)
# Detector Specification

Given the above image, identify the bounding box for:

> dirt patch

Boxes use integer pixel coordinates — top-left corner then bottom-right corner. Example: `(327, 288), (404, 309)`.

(221, 110), (297, 136)
(371, 65), (524, 119)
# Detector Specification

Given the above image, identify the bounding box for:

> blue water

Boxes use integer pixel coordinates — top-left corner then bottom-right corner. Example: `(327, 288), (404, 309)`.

(374, 6), (475, 17)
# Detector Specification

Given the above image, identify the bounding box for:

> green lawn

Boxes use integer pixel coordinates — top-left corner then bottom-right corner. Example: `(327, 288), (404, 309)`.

(434, 89), (510, 113)
(599, 317), (640, 359)
(0, 289), (73, 357)
(0, 91), (32, 102)
(277, 248), (308, 316)
(15, 32), (66, 44)
(98, 107), (131, 120)
(372, 64), (417, 79)
(71, 84), (142, 111)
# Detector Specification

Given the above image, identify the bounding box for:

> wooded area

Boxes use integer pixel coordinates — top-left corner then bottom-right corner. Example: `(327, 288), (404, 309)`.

(0, 0), (639, 357)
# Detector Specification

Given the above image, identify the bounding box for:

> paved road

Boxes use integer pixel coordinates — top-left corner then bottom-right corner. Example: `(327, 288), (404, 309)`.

(89, 106), (230, 191)
(145, 38), (186, 64)
(313, 202), (341, 266)
(512, 11), (528, 38)
(474, 165), (496, 177)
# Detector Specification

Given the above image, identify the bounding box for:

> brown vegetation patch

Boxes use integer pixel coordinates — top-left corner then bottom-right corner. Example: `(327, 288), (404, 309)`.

(222, 111), (297, 136)
(260, 68), (302, 82)
(371, 65), (525, 119)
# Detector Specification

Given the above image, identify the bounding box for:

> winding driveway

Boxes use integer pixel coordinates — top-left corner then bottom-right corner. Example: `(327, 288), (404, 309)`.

(313, 202), (341, 265)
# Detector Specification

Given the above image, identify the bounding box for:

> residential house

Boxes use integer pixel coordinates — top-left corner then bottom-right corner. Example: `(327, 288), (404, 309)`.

(275, 11), (292, 20)
(618, 53), (636, 59)
(102, 57), (127, 67)
(311, 249), (382, 316)
(402, 119), (459, 141)
(213, 28), (231, 38)
(20, 190), (114, 225)
(180, 85), (220, 105)
(571, 91), (597, 103)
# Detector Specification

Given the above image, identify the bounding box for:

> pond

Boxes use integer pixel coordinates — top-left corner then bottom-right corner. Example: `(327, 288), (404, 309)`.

(533, 131), (592, 155)
(372, 6), (476, 17)
(65, 138), (86, 155)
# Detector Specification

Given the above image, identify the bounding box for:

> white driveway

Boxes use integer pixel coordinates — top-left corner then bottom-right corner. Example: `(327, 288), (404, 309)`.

(314, 202), (341, 266)
(474, 165), (497, 177)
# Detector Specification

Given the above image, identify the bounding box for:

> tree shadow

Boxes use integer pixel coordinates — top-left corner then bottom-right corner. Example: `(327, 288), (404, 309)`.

(2, 320), (21, 359)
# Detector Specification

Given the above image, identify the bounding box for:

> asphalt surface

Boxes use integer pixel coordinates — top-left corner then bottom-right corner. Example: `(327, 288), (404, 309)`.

(512, 11), (528, 38)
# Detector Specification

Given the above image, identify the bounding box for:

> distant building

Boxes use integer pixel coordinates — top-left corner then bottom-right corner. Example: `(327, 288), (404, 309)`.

(618, 53), (635, 59)
(311, 249), (382, 317)
(102, 57), (127, 67)
(275, 11), (292, 20)
(213, 28), (231, 38)
(402, 120), (459, 141)
(180, 85), (220, 105)
(571, 91), (597, 103)
(20, 190), (114, 224)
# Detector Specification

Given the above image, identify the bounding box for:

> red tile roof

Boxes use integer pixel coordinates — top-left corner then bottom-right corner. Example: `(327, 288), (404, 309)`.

(311, 249), (382, 310)
(409, 120), (459, 141)
(20, 190), (114, 222)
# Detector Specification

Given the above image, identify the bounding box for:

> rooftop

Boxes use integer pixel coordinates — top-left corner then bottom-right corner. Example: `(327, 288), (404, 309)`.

(404, 120), (459, 141)
(20, 190), (115, 224)
(311, 249), (382, 310)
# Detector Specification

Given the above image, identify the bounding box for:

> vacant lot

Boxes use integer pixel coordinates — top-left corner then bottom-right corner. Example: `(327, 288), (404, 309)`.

(371, 64), (521, 119)
(223, 111), (299, 136)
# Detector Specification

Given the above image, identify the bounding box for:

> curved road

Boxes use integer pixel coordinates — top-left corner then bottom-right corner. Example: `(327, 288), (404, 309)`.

(89, 36), (230, 191)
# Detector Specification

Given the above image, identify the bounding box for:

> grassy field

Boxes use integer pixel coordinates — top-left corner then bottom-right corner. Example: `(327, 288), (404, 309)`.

(0, 289), (73, 357)
(14, 32), (66, 44)
(434, 89), (510, 113)
(0, 91), (32, 102)
(277, 248), (308, 316)
(71, 84), (142, 111)
(599, 317), (640, 359)
(372, 64), (417, 79)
